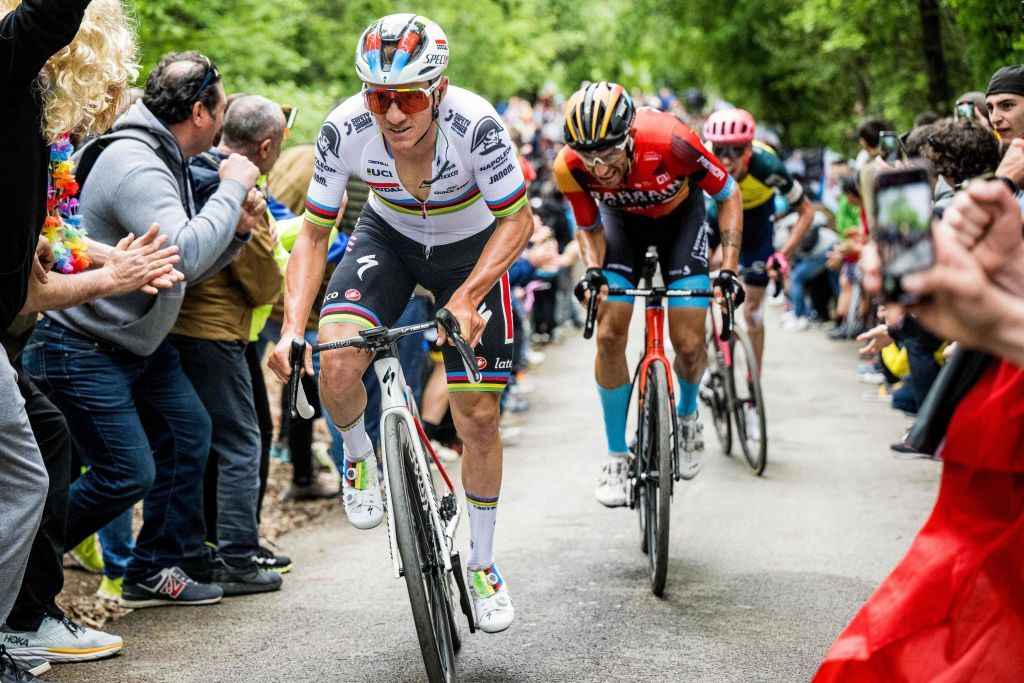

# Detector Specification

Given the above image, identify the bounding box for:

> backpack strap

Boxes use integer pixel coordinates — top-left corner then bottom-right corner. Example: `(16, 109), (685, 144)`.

(72, 128), (193, 216)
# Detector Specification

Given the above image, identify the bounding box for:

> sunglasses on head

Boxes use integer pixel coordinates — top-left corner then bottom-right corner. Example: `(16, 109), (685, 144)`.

(362, 80), (440, 115)
(281, 104), (298, 139)
(713, 143), (747, 160)
(577, 136), (630, 167)
(194, 56), (220, 102)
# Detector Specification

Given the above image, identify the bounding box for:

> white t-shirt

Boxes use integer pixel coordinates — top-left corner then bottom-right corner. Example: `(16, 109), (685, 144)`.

(303, 85), (528, 248)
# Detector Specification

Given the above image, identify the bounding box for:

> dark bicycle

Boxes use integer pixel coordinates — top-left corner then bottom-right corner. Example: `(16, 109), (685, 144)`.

(287, 309), (480, 683)
(580, 251), (733, 596)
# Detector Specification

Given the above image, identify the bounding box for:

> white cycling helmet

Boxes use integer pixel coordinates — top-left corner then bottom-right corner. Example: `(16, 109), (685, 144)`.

(355, 14), (449, 86)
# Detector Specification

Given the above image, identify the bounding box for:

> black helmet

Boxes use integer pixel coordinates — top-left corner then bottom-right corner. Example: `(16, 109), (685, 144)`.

(563, 81), (635, 152)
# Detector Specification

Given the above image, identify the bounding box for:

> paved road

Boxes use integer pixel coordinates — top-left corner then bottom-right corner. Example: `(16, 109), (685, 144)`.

(54, 308), (940, 682)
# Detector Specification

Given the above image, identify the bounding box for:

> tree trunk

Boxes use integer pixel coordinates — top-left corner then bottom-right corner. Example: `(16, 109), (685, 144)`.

(918, 0), (951, 114)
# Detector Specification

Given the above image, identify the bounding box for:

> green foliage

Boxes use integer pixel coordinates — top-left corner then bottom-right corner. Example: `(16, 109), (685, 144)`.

(132, 0), (1024, 151)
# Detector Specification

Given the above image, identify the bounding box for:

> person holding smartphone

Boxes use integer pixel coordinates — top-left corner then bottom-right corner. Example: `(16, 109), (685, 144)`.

(815, 178), (1024, 682)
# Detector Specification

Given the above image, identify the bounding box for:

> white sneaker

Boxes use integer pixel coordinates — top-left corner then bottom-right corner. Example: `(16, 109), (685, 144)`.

(782, 316), (810, 331)
(677, 413), (704, 480)
(525, 349), (546, 368)
(467, 564), (515, 633)
(1, 615), (123, 663)
(595, 457), (629, 507)
(341, 454), (384, 530)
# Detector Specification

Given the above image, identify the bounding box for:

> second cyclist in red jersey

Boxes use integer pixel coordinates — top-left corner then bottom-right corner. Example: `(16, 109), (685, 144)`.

(555, 82), (744, 506)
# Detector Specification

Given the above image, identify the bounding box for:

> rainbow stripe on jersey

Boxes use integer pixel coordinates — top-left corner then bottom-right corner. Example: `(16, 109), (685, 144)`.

(303, 197), (340, 228)
(446, 371), (509, 393)
(371, 183), (482, 217)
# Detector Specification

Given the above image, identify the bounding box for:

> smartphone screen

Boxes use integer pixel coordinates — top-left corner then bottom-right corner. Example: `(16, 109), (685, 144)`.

(879, 131), (899, 163)
(874, 165), (934, 303)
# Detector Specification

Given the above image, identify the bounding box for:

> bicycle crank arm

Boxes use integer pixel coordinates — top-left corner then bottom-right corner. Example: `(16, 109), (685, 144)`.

(449, 551), (478, 634)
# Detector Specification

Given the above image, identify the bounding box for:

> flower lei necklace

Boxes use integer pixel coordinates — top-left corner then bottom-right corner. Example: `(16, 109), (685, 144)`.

(44, 134), (90, 273)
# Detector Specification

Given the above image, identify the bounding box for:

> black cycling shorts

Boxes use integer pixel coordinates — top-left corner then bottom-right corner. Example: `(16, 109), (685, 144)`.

(321, 205), (514, 393)
(707, 200), (774, 287)
(598, 186), (711, 308)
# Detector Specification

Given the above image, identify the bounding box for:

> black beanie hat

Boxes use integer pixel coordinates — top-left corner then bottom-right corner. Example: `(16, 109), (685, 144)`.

(987, 65), (1024, 97)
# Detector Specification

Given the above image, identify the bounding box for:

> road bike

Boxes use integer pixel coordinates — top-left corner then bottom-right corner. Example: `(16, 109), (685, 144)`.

(287, 309), (479, 683)
(581, 251), (733, 596)
(701, 266), (771, 475)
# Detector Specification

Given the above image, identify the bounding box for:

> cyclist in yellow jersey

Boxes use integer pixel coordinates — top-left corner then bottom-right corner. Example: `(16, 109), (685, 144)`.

(703, 109), (815, 369)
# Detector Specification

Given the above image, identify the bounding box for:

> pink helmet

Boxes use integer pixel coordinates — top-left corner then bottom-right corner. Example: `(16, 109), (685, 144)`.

(703, 108), (757, 144)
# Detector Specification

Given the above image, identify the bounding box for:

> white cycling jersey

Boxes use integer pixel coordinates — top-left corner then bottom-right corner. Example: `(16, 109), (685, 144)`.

(303, 85), (528, 248)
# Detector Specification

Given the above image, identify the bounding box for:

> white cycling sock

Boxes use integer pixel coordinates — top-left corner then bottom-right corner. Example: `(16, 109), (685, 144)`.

(466, 492), (498, 570)
(336, 414), (373, 461)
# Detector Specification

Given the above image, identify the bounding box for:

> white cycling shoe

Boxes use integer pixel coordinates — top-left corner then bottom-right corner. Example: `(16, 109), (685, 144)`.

(595, 457), (629, 507)
(677, 412), (704, 480)
(468, 564), (515, 634)
(341, 454), (384, 530)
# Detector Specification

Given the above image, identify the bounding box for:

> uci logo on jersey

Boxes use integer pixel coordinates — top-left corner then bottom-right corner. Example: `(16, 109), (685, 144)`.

(367, 167), (393, 178)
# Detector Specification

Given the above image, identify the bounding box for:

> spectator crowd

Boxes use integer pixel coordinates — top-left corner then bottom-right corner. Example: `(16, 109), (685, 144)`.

(2, 1), (1023, 681)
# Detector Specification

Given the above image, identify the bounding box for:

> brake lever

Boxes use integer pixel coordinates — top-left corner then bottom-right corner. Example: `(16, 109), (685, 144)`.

(288, 339), (315, 419)
(436, 308), (482, 384)
(583, 288), (599, 340)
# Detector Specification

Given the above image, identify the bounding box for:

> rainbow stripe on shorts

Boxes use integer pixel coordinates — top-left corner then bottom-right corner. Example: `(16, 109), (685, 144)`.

(446, 371), (509, 393)
(319, 302), (381, 330)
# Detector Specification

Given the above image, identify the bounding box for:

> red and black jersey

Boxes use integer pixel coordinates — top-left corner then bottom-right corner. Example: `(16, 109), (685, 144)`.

(554, 108), (736, 229)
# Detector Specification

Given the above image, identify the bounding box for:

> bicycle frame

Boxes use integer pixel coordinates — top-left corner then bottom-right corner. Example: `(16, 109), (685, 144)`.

(375, 349), (459, 580)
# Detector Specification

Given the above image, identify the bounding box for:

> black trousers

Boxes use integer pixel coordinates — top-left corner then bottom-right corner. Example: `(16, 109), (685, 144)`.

(193, 341), (274, 548)
(6, 362), (71, 631)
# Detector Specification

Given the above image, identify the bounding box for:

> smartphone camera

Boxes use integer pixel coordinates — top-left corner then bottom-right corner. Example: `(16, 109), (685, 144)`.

(874, 162), (935, 304)
(954, 101), (976, 122)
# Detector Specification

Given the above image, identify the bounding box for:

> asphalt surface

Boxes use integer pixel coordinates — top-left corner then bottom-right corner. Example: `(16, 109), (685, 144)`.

(52, 306), (940, 682)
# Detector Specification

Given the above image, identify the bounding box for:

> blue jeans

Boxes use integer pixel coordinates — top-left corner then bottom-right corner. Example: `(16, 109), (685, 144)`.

(98, 509), (134, 581)
(22, 318), (212, 582)
(169, 336), (261, 565)
(789, 253), (831, 319)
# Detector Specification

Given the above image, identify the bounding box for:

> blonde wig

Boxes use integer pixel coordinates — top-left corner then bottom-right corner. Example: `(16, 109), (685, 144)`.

(0, 0), (140, 143)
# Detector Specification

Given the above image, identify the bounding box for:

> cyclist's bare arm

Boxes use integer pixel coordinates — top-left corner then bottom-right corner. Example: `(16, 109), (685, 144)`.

(268, 218), (331, 381)
(576, 225), (607, 271)
(440, 204), (534, 347)
(715, 189), (744, 273)
(778, 196), (816, 259)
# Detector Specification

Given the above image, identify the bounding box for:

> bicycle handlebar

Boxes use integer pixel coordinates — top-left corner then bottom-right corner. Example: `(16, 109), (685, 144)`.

(580, 285), (735, 343)
(287, 308), (480, 420)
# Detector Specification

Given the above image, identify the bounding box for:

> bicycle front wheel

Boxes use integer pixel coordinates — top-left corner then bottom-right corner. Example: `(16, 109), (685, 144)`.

(729, 329), (768, 475)
(384, 414), (460, 683)
(637, 362), (672, 597)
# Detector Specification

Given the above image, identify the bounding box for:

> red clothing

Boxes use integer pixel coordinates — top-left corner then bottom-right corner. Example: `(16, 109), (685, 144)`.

(815, 360), (1024, 682)
(553, 108), (732, 228)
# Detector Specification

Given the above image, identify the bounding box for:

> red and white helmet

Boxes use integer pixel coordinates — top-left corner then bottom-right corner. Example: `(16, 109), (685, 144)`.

(355, 14), (449, 86)
(703, 108), (757, 145)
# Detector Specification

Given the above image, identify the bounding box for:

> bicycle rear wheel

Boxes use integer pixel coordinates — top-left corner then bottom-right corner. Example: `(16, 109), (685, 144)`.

(384, 414), (460, 683)
(637, 362), (672, 596)
(703, 328), (733, 456)
(729, 329), (768, 475)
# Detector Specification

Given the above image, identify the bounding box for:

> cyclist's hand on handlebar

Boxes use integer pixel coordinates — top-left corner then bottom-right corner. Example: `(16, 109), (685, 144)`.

(436, 294), (486, 348)
(573, 267), (608, 305)
(269, 332), (313, 383)
(713, 269), (746, 308)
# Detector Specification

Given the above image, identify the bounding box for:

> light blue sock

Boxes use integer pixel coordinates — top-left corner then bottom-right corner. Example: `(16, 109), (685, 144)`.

(597, 383), (631, 454)
(675, 374), (700, 417)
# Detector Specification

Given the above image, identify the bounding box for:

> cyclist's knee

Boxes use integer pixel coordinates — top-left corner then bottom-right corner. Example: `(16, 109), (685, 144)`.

(451, 396), (500, 447)
(595, 324), (628, 358)
(320, 347), (369, 395)
(745, 301), (765, 329)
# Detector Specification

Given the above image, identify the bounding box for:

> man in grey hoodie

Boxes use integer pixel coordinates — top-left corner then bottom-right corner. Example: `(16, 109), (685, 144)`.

(22, 52), (263, 608)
